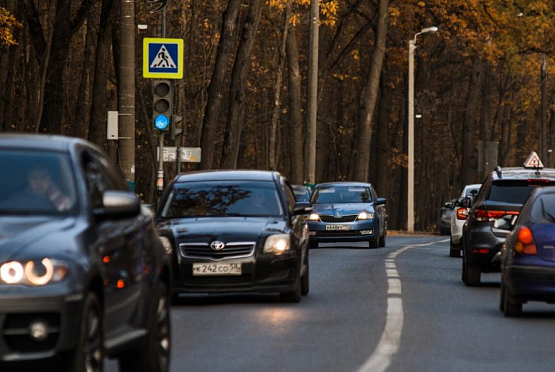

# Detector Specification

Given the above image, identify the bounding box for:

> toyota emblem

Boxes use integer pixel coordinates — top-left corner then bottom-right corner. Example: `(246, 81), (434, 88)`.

(210, 241), (226, 251)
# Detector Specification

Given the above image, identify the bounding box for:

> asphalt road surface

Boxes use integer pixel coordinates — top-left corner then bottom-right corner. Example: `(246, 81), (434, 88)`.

(107, 236), (555, 372)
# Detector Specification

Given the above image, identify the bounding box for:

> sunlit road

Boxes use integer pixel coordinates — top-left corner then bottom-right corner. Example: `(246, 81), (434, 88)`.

(106, 236), (555, 372)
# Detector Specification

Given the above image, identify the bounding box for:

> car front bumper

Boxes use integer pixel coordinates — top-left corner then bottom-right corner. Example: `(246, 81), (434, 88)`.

(503, 265), (555, 302)
(172, 252), (300, 294)
(307, 220), (377, 244)
(0, 287), (83, 363)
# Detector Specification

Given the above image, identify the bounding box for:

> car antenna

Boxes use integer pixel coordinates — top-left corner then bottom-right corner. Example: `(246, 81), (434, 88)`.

(495, 166), (502, 179)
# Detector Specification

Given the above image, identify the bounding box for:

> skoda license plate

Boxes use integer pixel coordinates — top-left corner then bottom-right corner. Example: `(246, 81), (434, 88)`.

(325, 224), (350, 231)
(193, 262), (241, 276)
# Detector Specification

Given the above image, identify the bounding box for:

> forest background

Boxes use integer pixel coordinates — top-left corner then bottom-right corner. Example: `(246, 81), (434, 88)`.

(1, 0), (555, 231)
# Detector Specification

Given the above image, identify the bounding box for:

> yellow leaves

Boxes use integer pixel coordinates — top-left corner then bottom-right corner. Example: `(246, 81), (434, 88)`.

(320, 1), (339, 27)
(389, 6), (400, 26)
(351, 49), (360, 61)
(417, 1), (426, 7)
(0, 7), (22, 46)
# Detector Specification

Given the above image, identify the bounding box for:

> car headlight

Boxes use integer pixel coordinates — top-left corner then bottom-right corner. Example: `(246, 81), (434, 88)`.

(308, 213), (320, 221)
(263, 234), (290, 255)
(159, 236), (173, 255)
(0, 258), (69, 286)
(357, 212), (374, 220)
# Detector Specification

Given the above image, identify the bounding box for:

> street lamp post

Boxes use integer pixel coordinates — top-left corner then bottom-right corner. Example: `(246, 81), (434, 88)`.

(407, 26), (437, 233)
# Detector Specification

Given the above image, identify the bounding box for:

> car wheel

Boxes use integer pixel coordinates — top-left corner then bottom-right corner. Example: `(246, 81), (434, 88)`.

(440, 226), (450, 235)
(379, 229), (386, 247)
(465, 264), (481, 287)
(171, 293), (181, 305)
(280, 276), (301, 303)
(503, 285), (522, 317)
(499, 280), (506, 312)
(69, 292), (104, 372)
(309, 240), (318, 249)
(301, 260), (309, 296)
(461, 250), (467, 283)
(119, 281), (171, 372)
(449, 237), (461, 257)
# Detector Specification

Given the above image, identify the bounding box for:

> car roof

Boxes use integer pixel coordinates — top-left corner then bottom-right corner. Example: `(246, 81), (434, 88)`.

(175, 170), (280, 183)
(0, 133), (96, 153)
(315, 181), (371, 188)
(492, 167), (555, 181)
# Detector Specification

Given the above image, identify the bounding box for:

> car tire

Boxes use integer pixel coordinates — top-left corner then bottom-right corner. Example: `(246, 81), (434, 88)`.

(379, 229), (386, 247)
(465, 263), (481, 287)
(67, 292), (104, 372)
(119, 281), (171, 372)
(499, 280), (506, 312)
(309, 240), (318, 249)
(301, 260), (309, 296)
(449, 237), (461, 257)
(280, 276), (301, 303)
(369, 237), (379, 248)
(440, 226), (450, 235)
(171, 293), (181, 305)
(502, 284), (522, 317)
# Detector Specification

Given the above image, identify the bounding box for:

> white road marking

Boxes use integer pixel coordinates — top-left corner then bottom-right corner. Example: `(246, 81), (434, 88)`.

(357, 239), (448, 372)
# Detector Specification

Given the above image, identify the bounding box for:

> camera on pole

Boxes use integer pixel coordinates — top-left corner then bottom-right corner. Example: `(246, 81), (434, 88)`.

(152, 80), (171, 131)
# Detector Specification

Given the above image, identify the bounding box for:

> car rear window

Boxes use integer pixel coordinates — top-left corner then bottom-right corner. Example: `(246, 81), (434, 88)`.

(312, 186), (372, 204)
(161, 181), (284, 218)
(531, 194), (555, 224)
(487, 180), (555, 204)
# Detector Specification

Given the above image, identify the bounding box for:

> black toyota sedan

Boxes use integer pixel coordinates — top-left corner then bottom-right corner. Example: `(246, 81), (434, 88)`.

(0, 135), (171, 372)
(156, 170), (312, 303)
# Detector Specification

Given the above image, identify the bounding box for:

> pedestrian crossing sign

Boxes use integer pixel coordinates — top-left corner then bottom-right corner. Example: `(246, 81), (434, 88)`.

(143, 38), (183, 79)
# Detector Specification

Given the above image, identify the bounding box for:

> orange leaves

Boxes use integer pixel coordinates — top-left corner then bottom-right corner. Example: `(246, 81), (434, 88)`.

(0, 7), (22, 46)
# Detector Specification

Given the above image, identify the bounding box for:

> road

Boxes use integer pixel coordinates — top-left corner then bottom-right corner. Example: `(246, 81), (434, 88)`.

(107, 236), (555, 372)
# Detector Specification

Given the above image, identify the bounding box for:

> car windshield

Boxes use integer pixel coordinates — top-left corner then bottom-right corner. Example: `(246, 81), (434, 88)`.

(311, 186), (372, 204)
(465, 187), (480, 197)
(530, 194), (555, 224)
(0, 149), (78, 215)
(160, 181), (284, 218)
(293, 188), (311, 202)
(488, 180), (555, 204)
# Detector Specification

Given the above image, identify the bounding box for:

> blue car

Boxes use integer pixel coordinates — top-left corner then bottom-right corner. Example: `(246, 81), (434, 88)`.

(498, 186), (555, 316)
(307, 182), (387, 248)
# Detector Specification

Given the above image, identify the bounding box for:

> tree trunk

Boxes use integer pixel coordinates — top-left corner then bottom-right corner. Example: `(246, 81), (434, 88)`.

(461, 60), (483, 188)
(354, 0), (389, 181)
(286, 28), (303, 184)
(376, 76), (390, 196)
(199, 0), (242, 170)
(220, 0), (264, 169)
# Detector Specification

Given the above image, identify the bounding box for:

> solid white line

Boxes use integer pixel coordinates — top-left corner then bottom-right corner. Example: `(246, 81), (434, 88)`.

(358, 238), (446, 372)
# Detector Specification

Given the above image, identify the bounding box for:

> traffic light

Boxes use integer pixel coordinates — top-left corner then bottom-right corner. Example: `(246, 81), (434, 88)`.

(152, 80), (172, 131)
(171, 115), (183, 140)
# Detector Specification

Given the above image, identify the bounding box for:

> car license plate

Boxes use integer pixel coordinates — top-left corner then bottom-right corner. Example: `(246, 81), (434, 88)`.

(192, 262), (242, 276)
(325, 224), (350, 231)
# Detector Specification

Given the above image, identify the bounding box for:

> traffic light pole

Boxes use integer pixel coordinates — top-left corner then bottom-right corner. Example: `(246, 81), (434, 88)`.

(156, 8), (167, 197)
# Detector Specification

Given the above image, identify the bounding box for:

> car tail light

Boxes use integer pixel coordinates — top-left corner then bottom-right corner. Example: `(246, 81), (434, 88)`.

(456, 208), (468, 220)
(514, 227), (537, 255)
(527, 179), (551, 183)
(474, 209), (519, 222)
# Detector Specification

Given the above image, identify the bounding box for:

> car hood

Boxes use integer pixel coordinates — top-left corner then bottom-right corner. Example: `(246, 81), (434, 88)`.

(0, 216), (77, 262)
(312, 203), (374, 216)
(163, 217), (287, 243)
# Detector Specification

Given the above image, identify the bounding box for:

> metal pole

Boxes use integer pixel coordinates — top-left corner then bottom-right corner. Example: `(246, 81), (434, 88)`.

(119, 0), (135, 188)
(306, 0), (319, 184)
(407, 39), (415, 233)
(541, 55), (547, 161)
(157, 8), (167, 196)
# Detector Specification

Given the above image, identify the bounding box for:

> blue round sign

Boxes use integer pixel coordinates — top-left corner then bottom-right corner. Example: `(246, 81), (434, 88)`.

(154, 114), (170, 130)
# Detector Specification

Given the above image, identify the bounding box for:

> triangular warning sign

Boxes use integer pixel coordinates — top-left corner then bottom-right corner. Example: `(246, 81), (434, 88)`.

(150, 45), (176, 69)
(523, 151), (544, 169)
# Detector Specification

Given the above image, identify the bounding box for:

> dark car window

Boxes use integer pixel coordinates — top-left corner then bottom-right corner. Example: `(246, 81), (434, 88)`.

(161, 181), (284, 218)
(293, 188), (311, 202)
(284, 183), (297, 212)
(0, 149), (78, 215)
(312, 186), (372, 204)
(487, 181), (555, 204)
(531, 194), (555, 224)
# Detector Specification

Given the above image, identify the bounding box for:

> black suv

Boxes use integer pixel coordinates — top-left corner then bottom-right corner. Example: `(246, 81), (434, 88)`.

(462, 166), (555, 286)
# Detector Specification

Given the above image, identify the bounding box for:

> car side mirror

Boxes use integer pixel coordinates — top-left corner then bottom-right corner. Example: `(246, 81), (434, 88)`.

(94, 191), (141, 220)
(376, 197), (386, 205)
(493, 215), (513, 231)
(445, 202), (453, 209)
(294, 202), (313, 215)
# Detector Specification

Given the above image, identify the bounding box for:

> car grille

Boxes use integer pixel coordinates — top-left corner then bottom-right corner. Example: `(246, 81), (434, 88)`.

(185, 274), (253, 287)
(180, 242), (255, 260)
(319, 215), (358, 223)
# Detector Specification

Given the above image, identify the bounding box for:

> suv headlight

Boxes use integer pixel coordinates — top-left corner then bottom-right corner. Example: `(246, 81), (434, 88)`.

(0, 258), (69, 286)
(357, 212), (374, 220)
(263, 234), (290, 255)
(308, 213), (320, 221)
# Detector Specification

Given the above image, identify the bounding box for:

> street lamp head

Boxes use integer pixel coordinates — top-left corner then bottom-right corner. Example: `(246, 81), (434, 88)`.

(421, 26), (438, 34)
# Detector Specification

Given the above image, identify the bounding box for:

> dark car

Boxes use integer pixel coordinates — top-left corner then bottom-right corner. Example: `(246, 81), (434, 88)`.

(497, 187), (555, 316)
(0, 135), (171, 372)
(439, 199), (456, 235)
(307, 182), (387, 248)
(156, 170), (312, 303)
(292, 185), (312, 203)
(462, 166), (555, 286)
